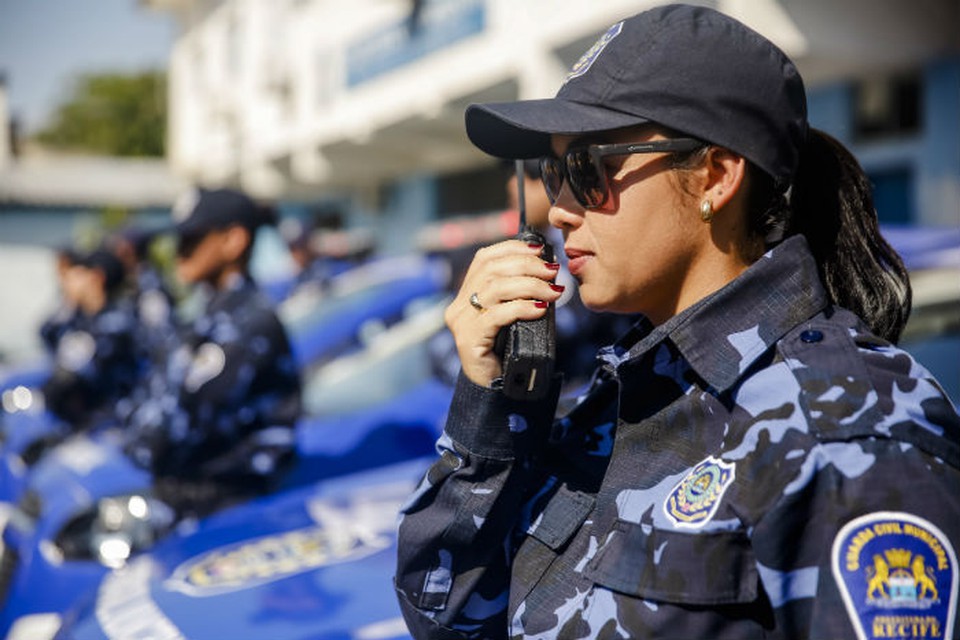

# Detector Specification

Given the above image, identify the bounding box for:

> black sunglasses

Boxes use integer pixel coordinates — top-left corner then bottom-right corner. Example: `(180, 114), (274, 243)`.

(539, 138), (704, 209)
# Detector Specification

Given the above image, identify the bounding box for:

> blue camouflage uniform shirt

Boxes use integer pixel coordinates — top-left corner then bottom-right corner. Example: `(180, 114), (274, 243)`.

(125, 273), (301, 491)
(39, 304), (80, 357)
(395, 235), (960, 640)
(42, 298), (140, 431)
(130, 264), (179, 370)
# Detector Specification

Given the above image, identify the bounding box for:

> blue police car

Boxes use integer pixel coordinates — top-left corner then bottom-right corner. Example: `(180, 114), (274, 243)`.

(0, 280), (454, 638)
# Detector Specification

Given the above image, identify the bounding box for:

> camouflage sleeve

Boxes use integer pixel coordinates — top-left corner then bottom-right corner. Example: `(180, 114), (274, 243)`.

(179, 312), (284, 413)
(160, 309), (300, 480)
(751, 435), (960, 640)
(395, 371), (559, 639)
(38, 305), (78, 355)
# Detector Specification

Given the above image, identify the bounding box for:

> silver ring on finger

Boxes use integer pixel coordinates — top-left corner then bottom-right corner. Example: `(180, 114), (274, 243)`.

(469, 292), (486, 313)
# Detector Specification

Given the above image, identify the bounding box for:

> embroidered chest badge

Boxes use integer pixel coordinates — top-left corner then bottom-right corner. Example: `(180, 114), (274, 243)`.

(832, 511), (957, 640)
(663, 456), (736, 528)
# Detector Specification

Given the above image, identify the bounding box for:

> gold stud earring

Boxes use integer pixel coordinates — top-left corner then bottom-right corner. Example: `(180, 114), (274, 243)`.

(699, 199), (714, 222)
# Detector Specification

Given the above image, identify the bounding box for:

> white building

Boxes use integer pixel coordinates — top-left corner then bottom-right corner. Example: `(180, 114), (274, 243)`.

(145, 0), (960, 252)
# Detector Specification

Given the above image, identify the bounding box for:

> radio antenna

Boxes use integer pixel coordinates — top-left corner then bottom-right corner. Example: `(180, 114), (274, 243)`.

(515, 159), (527, 231)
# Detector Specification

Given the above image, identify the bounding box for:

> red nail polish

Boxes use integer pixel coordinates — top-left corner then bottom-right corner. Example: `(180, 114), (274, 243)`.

(545, 262), (561, 271)
(534, 300), (549, 308)
(549, 284), (565, 292)
(528, 242), (544, 250)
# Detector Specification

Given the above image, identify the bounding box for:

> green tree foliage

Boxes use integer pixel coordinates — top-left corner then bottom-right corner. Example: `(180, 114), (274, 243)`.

(35, 71), (167, 157)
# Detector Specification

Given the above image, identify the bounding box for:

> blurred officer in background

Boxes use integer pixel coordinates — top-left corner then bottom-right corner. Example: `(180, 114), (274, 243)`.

(277, 216), (334, 302)
(278, 204), (358, 299)
(41, 248), (140, 432)
(107, 225), (179, 373)
(124, 187), (302, 518)
(38, 245), (83, 355)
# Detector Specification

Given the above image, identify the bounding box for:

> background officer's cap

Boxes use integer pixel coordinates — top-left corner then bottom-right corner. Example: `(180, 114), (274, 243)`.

(172, 187), (275, 237)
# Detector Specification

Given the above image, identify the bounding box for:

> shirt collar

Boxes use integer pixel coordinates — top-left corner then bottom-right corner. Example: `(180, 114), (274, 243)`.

(209, 273), (256, 308)
(606, 235), (829, 392)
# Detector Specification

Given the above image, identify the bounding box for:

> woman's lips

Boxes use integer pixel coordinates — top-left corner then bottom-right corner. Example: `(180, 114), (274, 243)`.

(565, 249), (591, 278)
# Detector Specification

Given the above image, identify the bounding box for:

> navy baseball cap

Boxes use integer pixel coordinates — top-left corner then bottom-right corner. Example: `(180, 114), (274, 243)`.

(172, 187), (270, 236)
(465, 4), (808, 184)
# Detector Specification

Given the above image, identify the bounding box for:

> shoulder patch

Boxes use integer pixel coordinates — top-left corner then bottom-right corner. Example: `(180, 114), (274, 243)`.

(139, 289), (171, 327)
(57, 330), (96, 372)
(832, 511), (957, 640)
(663, 456), (736, 529)
(184, 342), (226, 393)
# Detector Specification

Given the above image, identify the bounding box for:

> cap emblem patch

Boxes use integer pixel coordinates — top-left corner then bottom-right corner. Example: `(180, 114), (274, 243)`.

(172, 187), (201, 223)
(564, 21), (623, 84)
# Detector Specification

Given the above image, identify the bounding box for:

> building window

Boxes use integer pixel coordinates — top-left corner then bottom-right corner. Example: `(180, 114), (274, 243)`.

(854, 73), (922, 141)
(869, 167), (913, 224)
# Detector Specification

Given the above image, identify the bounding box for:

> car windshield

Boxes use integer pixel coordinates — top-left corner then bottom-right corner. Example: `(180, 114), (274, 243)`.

(900, 266), (960, 404)
(301, 296), (449, 416)
(282, 280), (402, 337)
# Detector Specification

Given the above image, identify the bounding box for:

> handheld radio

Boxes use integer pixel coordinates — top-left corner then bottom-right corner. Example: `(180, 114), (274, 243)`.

(493, 160), (557, 400)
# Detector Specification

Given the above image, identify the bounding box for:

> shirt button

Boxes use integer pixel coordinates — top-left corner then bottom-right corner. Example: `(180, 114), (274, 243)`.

(800, 329), (824, 344)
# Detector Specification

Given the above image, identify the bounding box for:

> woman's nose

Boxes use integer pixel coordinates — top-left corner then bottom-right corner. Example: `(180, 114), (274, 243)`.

(548, 186), (585, 231)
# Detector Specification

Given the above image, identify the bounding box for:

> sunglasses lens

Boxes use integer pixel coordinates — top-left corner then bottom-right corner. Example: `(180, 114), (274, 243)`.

(539, 157), (565, 204)
(566, 150), (607, 208)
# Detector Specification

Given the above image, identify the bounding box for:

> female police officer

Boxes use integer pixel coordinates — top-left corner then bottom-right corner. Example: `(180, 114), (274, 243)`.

(395, 5), (960, 639)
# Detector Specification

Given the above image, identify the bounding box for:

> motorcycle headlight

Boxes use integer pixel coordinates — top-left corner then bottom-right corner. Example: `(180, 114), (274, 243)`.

(54, 494), (175, 569)
(1, 385), (44, 415)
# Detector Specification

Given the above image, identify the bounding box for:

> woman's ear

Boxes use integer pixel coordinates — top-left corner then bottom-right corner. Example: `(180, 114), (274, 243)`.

(703, 147), (746, 212)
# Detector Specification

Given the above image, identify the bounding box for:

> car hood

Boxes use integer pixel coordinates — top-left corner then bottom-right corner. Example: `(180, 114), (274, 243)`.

(61, 457), (431, 640)
(27, 432), (151, 535)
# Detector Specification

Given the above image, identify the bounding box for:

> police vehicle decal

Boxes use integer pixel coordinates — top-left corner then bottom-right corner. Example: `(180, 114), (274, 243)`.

(832, 511), (957, 640)
(564, 21), (623, 84)
(663, 456), (736, 529)
(165, 521), (391, 597)
(96, 557), (186, 640)
(166, 480), (413, 597)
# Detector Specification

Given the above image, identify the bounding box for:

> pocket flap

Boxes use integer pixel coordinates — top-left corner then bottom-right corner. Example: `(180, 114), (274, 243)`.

(585, 520), (758, 605)
(526, 485), (595, 551)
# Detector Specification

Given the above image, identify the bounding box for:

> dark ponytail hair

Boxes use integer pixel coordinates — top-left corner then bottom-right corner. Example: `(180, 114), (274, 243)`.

(784, 128), (911, 343)
(669, 126), (911, 343)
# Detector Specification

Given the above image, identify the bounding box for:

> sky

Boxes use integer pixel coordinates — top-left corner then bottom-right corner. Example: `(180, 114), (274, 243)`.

(0, 0), (176, 133)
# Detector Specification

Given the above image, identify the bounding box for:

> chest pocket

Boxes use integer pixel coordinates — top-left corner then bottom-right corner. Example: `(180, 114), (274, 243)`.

(526, 484), (595, 551)
(584, 520), (758, 605)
